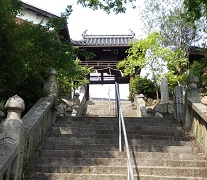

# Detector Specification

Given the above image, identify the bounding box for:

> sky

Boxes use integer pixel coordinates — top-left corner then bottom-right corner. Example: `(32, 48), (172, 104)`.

(22, 0), (145, 40)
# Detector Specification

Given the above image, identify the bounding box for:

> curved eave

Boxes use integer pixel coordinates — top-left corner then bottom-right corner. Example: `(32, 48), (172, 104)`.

(75, 45), (132, 48)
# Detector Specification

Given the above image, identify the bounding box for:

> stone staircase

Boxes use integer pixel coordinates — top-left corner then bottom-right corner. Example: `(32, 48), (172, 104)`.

(84, 99), (138, 117)
(26, 115), (207, 179)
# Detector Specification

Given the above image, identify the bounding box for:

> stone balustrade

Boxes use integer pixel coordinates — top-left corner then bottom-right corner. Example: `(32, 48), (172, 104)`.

(72, 85), (87, 117)
(0, 69), (58, 180)
(0, 68), (88, 179)
(186, 98), (207, 153)
(184, 75), (207, 153)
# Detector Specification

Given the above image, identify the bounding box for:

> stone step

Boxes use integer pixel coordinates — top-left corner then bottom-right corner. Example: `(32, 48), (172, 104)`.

(39, 150), (204, 160)
(138, 175), (207, 180)
(42, 143), (198, 153)
(27, 172), (207, 180)
(49, 133), (190, 142)
(85, 109), (136, 113)
(35, 157), (207, 167)
(27, 172), (135, 180)
(56, 117), (175, 125)
(85, 101), (134, 106)
(54, 123), (183, 133)
(32, 165), (207, 178)
(47, 137), (192, 146)
(85, 106), (133, 110)
(137, 166), (207, 177)
(55, 121), (174, 128)
(27, 167), (207, 179)
(51, 127), (182, 137)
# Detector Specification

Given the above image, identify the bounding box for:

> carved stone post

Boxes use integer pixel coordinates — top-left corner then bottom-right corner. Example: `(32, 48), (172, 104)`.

(134, 94), (147, 117)
(3, 95), (25, 180)
(74, 92), (80, 106)
(43, 68), (58, 97)
(72, 92), (80, 117)
(184, 75), (200, 131)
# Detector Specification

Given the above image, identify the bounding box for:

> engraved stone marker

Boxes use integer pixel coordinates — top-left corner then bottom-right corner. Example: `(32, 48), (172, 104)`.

(175, 86), (184, 120)
(160, 76), (169, 104)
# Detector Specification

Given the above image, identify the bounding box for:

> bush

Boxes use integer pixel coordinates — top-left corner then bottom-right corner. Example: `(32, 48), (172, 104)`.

(129, 76), (156, 101)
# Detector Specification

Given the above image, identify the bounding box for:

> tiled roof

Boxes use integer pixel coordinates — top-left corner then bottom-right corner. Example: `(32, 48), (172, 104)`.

(20, 2), (70, 42)
(72, 31), (135, 47)
(21, 2), (60, 18)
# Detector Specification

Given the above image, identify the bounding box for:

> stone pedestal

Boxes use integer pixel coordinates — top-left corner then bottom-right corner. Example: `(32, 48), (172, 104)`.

(154, 103), (174, 118)
(184, 75), (200, 131)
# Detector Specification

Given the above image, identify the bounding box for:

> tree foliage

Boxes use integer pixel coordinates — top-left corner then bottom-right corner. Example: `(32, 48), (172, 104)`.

(140, 0), (206, 52)
(0, 0), (92, 110)
(189, 56), (207, 95)
(77, 0), (136, 14)
(117, 32), (188, 99)
(184, 0), (207, 21)
(138, 0), (207, 92)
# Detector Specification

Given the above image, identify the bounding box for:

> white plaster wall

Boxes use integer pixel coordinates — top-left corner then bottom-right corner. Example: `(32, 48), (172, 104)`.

(17, 9), (49, 26)
(89, 84), (129, 100)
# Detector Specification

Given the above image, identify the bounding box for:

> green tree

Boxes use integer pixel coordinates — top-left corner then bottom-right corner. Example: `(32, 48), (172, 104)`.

(184, 0), (207, 21)
(0, 0), (23, 98)
(140, 0), (206, 53)
(76, 0), (207, 21)
(0, 0), (92, 111)
(117, 32), (187, 100)
(189, 56), (207, 95)
(77, 0), (136, 14)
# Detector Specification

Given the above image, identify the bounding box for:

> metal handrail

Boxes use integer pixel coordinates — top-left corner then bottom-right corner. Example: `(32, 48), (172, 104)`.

(108, 85), (111, 114)
(115, 82), (134, 180)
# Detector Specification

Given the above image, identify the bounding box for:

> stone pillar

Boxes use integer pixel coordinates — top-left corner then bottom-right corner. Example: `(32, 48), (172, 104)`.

(43, 68), (58, 97)
(160, 76), (169, 104)
(3, 95), (25, 180)
(174, 86), (184, 123)
(184, 75), (200, 131)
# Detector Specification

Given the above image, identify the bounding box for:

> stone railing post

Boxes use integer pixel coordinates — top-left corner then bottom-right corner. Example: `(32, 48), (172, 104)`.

(43, 68), (58, 97)
(43, 68), (58, 124)
(134, 94), (147, 117)
(184, 75), (200, 131)
(3, 95), (25, 180)
(74, 92), (81, 106)
(72, 92), (80, 117)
